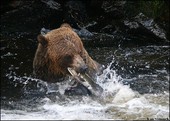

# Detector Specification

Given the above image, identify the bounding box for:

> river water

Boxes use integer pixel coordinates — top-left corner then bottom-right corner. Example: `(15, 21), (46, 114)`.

(1, 45), (169, 120)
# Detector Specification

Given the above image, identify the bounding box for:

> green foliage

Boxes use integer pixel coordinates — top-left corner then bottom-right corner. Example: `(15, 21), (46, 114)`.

(138, 0), (167, 19)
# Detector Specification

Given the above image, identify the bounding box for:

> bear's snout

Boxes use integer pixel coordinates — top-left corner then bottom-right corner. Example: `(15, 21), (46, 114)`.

(71, 54), (88, 74)
(79, 65), (88, 74)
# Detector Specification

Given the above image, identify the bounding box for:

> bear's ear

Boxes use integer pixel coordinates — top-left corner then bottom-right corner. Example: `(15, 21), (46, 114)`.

(60, 23), (72, 29)
(37, 34), (48, 47)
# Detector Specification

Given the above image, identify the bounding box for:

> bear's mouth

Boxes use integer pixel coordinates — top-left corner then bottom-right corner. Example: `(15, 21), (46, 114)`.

(67, 67), (103, 96)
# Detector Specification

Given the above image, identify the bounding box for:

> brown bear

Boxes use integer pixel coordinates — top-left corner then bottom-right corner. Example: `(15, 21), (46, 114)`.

(33, 23), (102, 95)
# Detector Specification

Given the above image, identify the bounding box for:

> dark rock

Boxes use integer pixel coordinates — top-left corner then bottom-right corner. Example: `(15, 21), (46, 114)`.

(100, 25), (116, 34)
(134, 13), (168, 41)
(0, 0), (25, 14)
(73, 28), (94, 38)
(0, 1), (63, 49)
(41, 0), (61, 10)
(123, 13), (169, 45)
(63, 0), (89, 28)
(41, 28), (51, 35)
(101, 0), (126, 19)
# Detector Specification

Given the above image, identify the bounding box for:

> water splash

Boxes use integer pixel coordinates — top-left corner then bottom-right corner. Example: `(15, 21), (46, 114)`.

(95, 58), (138, 105)
(2, 58), (169, 120)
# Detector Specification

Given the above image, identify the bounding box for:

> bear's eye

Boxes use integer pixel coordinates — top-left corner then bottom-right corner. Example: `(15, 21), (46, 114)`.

(62, 55), (73, 64)
(79, 51), (82, 55)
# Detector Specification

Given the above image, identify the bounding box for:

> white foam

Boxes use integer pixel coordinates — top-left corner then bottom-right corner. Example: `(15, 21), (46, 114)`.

(1, 60), (169, 120)
(112, 86), (136, 104)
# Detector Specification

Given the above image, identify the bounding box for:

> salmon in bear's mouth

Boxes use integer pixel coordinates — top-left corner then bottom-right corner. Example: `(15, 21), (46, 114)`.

(67, 67), (103, 96)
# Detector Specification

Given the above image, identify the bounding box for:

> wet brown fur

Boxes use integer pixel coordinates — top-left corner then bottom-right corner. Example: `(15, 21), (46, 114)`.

(33, 23), (100, 82)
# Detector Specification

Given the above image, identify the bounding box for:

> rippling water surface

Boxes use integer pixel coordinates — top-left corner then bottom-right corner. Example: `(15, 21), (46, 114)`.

(1, 46), (169, 120)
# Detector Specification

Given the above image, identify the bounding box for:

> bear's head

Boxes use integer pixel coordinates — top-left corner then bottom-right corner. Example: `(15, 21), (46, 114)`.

(33, 24), (103, 95)
(34, 24), (94, 81)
